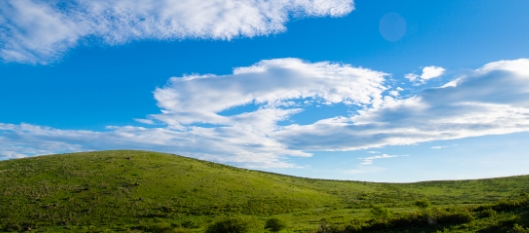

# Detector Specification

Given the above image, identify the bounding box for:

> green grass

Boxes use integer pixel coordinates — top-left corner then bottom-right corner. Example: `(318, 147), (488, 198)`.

(0, 150), (528, 232)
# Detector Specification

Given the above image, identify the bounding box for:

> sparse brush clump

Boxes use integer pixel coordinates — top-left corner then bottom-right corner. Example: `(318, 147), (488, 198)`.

(369, 205), (392, 220)
(415, 199), (432, 209)
(205, 216), (262, 233)
(314, 194), (529, 233)
(513, 224), (529, 233)
(265, 217), (286, 232)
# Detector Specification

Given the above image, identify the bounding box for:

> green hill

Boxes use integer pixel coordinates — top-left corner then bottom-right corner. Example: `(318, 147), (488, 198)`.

(0, 150), (528, 232)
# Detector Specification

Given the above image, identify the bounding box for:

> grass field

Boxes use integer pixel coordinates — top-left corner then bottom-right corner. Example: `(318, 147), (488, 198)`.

(0, 150), (528, 232)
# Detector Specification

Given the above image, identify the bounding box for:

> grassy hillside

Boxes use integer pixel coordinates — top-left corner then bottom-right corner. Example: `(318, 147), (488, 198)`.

(0, 150), (528, 232)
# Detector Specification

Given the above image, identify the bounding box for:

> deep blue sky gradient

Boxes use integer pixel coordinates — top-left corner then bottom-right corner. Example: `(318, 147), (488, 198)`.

(2, 0), (528, 130)
(1, 0), (529, 181)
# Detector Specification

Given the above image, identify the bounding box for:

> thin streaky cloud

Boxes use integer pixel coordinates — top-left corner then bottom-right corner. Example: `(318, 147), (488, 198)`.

(358, 154), (401, 165)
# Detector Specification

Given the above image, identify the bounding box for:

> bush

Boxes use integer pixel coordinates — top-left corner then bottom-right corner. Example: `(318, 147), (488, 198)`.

(415, 199), (431, 209)
(180, 220), (199, 229)
(316, 218), (346, 233)
(479, 208), (497, 218)
(370, 206), (391, 220)
(206, 218), (251, 233)
(436, 208), (474, 225)
(265, 218), (286, 232)
(140, 222), (174, 233)
(173, 229), (194, 233)
(513, 224), (529, 233)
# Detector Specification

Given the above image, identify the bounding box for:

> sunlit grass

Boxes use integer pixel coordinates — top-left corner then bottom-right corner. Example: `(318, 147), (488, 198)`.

(0, 150), (528, 232)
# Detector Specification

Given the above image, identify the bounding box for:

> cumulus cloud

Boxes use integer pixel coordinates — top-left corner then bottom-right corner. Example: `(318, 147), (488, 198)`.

(421, 66), (445, 80)
(275, 59), (529, 151)
(0, 58), (386, 167)
(2, 58), (529, 168)
(0, 0), (354, 63)
(406, 66), (445, 84)
(405, 73), (419, 82)
(151, 58), (387, 129)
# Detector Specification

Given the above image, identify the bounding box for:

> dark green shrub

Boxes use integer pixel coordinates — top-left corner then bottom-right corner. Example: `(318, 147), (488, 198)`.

(316, 219), (344, 233)
(317, 218), (331, 233)
(206, 218), (250, 233)
(140, 221), (174, 233)
(173, 229), (194, 233)
(265, 218), (286, 232)
(180, 220), (199, 229)
(344, 224), (362, 232)
(370, 206), (391, 220)
(479, 208), (497, 218)
(389, 213), (428, 228)
(436, 209), (474, 225)
(415, 199), (431, 209)
(4, 222), (23, 232)
(513, 224), (529, 233)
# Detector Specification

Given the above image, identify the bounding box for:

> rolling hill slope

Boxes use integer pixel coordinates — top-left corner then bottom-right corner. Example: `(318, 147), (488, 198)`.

(1, 150), (528, 232)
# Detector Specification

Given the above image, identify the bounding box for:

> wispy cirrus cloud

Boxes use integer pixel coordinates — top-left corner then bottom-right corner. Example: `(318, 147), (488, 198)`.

(358, 154), (403, 165)
(0, 0), (354, 63)
(1, 58), (529, 169)
(431, 144), (457, 149)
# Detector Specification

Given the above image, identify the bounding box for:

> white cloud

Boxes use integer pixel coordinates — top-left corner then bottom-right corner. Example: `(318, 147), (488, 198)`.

(358, 154), (399, 165)
(134, 118), (155, 125)
(2, 58), (529, 168)
(405, 66), (446, 84)
(0, 122), (305, 168)
(405, 73), (419, 82)
(274, 59), (529, 151)
(152, 58), (387, 129)
(431, 144), (457, 149)
(0, 0), (354, 63)
(0, 58), (386, 167)
(421, 66), (445, 80)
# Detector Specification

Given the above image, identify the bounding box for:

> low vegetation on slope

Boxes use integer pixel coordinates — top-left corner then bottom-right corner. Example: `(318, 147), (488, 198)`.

(0, 150), (528, 232)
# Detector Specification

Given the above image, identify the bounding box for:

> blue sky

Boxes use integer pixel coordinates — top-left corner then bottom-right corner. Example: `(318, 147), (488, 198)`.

(1, 0), (529, 182)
